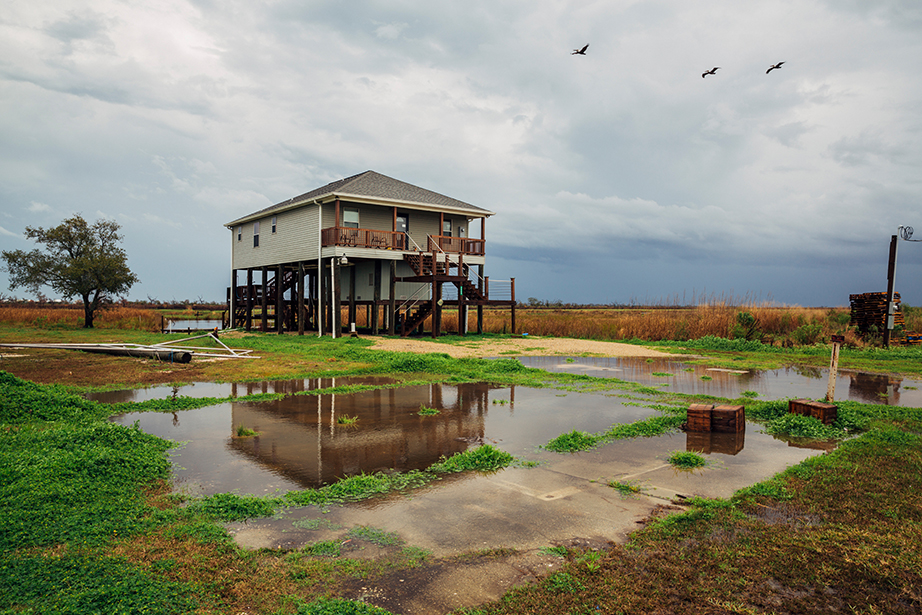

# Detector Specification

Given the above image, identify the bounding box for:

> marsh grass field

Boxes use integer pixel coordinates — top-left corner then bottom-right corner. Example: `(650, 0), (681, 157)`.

(1, 309), (922, 614)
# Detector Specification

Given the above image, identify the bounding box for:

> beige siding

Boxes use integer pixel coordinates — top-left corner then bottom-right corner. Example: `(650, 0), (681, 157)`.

(232, 206), (320, 270)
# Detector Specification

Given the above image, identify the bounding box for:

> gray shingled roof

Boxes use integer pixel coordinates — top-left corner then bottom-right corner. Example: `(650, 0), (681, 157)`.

(226, 171), (492, 227)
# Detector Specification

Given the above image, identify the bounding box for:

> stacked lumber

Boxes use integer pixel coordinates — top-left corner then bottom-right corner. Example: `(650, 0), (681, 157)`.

(789, 399), (837, 425)
(849, 292), (905, 333)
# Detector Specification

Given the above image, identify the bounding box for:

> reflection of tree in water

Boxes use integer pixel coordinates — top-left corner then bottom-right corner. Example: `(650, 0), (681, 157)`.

(791, 365), (823, 379)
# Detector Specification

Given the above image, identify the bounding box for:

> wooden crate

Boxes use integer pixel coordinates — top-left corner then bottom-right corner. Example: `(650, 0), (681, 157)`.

(788, 399), (837, 425)
(686, 404), (714, 432)
(712, 405), (746, 433)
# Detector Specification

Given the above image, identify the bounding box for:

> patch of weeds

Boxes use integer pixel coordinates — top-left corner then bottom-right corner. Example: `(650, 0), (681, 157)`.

(0, 552), (197, 614)
(417, 405), (440, 416)
(666, 450), (708, 470)
(302, 539), (342, 558)
(286, 596), (396, 614)
(545, 430), (598, 453)
(576, 550), (602, 572)
(545, 571), (585, 593)
(565, 358), (576, 363)
(336, 415), (359, 425)
(429, 444), (514, 473)
(651, 372), (674, 377)
(491, 399), (509, 405)
(608, 479), (644, 497)
(235, 424), (259, 437)
(166, 520), (232, 545)
(741, 390), (759, 398)
(700, 375), (713, 381)
(292, 518), (341, 531)
(763, 413), (847, 440)
(397, 546), (432, 567)
(347, 526), (403, 547)
(539, 545), (569, 558)
(195, 492), (276, 522)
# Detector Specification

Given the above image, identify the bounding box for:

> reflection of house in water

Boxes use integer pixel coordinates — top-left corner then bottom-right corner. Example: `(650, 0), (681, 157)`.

(686, 429), (746, 455)
(846, 371), (900, 405)
(227, 382), (505, 489)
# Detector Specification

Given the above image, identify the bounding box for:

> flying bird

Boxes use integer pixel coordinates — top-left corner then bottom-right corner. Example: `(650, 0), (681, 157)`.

(702, 67), (720, 78)
(766, 61), (785, 74)
(572, 44), (589, 55)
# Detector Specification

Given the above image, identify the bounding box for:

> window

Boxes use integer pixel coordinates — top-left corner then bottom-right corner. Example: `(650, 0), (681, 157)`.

(253, 221), (260, 248)
(343, 207), (359, 229)
(237, 226), (242, 242)
(271, 216), (277, 233)
(442, 219), (452, 237)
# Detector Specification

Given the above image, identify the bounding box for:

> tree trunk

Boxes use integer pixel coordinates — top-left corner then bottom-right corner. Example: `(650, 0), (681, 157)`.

(83, 295), (95, 328)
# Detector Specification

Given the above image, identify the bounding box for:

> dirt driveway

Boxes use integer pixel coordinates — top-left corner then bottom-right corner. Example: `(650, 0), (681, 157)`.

(366, 335), (675, 359)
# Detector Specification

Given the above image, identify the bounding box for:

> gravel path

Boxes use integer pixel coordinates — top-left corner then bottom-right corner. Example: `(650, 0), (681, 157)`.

(365, 335), (675, 358)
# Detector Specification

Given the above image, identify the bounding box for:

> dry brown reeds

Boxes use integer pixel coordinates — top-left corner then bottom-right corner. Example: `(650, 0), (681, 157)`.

(434, 304), (855, 345)
(0, 306), (161, 331)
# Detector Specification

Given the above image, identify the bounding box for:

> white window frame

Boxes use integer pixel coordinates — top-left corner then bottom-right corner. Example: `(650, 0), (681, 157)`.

(343, 207), (359, 229)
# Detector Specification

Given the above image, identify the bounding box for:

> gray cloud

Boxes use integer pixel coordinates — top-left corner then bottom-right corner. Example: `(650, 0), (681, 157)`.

(1, 0), (921, 306)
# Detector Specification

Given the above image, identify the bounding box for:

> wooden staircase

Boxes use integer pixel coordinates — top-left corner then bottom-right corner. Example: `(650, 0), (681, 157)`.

(399, 302), (433, 336)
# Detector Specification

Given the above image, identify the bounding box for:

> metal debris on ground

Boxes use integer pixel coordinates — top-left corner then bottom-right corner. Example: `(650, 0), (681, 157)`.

(0, 331), (257, 363)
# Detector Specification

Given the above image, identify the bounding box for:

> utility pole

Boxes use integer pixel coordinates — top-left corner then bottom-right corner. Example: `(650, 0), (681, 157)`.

(884, 234), (898, 348)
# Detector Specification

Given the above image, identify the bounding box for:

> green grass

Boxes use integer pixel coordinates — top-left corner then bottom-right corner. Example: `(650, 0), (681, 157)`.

(236, 424), (259, 437)
(417, 404), (440, 415)
(665, 450), (708, 469)
(4, 326), (922, 615)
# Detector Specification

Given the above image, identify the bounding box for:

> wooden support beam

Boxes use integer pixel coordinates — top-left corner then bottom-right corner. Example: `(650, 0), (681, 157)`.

(333, 257), (342, 337)
(298, 261), (305, 336)
(389, 260), (397, 335)
(245, 269), (253, 331)
(372, 260), (381, 333)
(261, 266), (268, 332)
(230, 269), (237, 328)
(276, 264), (284, 334)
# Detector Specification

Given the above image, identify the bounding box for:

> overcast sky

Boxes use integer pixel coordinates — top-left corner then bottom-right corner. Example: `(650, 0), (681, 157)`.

(2, 0), (922, 307)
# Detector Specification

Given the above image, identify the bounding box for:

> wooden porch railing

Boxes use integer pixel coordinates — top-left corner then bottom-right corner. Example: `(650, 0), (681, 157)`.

(321, 227), (407, 250)
(429, 234), (485, 256)
(321, 227), (486, 255)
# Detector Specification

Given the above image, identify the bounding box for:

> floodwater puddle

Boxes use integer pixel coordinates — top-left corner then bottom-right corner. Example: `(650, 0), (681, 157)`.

(516, 356), (922, 406)
(110, 381), (823, 499)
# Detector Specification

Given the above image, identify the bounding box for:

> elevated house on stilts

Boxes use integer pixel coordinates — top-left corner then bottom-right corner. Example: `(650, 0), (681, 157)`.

(225, 171), (516, 337)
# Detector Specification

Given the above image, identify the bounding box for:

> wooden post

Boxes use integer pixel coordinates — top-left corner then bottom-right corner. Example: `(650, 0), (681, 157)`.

(388, 260), (396, 335)
(348, 264), (356, 331)
(826, 335), (844, 402)
(333, 257), (342, 338)
(260, 266), (268, 332)
(884, 234), (898, 348)
(230, 269), (237, 328)
(276, 264), (284, 334)
(477, 264), (484, 334)
(245, 268), (253, 331)
(431, 246), (438, 339)
(510, 277), (516, 335)
(298, 261), (305, 335)
(372, 260), (381, 333)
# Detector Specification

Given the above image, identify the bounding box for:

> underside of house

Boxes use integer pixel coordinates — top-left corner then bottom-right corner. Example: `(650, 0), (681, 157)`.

(224, 171), (516, 337)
